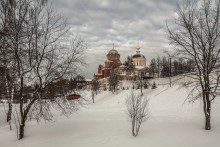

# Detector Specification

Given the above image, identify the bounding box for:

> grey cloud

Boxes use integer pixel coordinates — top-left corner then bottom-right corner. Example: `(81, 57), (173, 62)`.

(50, 0), (179, 78)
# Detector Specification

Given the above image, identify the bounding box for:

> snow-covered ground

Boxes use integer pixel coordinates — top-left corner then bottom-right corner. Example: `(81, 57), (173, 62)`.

(0, 84), (219, 147)
(0, 105), (7, 127)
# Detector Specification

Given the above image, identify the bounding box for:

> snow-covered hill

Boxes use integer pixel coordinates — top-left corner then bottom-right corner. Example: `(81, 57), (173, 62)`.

(0, 85), (219, 147)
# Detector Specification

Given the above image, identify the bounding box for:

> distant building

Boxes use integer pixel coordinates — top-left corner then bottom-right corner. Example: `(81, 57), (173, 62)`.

(94, 44), (122, 80)
(93, 43), (151, 87)
(132, 44), (146, 69)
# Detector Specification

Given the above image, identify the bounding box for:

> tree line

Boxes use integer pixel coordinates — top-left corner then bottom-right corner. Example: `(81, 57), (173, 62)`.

(148, 56), (195, 78)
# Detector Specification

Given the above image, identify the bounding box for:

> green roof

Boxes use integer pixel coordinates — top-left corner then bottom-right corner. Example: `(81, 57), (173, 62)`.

(132, 54), (145, 59)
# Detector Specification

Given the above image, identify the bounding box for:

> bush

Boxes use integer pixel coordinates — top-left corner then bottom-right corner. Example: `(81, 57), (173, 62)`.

(152, 82), (157, 89)
(126, 90), (150, 137)
(132, 85), (135, 89)
(144, 82), (148, 89)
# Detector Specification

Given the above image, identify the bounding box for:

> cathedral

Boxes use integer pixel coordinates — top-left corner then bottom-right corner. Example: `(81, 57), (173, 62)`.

(94, 44), (122, 80)
(94, 44), (147, 85)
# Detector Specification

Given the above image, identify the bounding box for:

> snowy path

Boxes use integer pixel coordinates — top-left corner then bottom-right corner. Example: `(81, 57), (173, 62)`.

(0, 85), (219, 147)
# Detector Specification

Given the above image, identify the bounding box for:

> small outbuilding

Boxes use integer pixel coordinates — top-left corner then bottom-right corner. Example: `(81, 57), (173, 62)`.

(66, 94), (81, 100)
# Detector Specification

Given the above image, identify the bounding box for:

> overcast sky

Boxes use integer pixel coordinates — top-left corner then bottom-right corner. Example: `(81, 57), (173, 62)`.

(51, 0), (179, 79)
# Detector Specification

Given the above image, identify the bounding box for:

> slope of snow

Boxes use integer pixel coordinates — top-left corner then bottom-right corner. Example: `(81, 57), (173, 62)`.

(0, 85), (219, 147)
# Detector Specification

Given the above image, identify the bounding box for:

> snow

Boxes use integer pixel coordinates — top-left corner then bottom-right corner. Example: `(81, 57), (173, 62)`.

(0, 105), (7, 127)
(0, 84), (220, 147)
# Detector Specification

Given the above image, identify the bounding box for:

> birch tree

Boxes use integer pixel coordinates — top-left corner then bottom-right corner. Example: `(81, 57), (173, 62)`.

(0, 0), (86, 139)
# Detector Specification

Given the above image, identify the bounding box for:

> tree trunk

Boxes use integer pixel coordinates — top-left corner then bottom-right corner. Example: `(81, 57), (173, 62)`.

(132, 118), (135, 136)
(205, 99), (211, 130)
(205, 112), (211, 130)
(136, 122), (141, 137)
(140, 72), (143, 96)
(18, 98), (37, 139)
(7, 103), (12, 122)
(19, 119), (25, 140)
(7, 103), (12, 130)
(203, 87), (211, 130)
(92, 91), (95, 103)
(140, 86), (143, 96)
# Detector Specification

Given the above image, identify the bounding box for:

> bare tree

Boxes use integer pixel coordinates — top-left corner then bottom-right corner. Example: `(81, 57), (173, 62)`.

(0, 0), (17, 131)
(126, 90), (149, 137)
(109, 68), (120, 93)
(149, 58), (157, 78)
(134, 69), (146, 96)
(0, 0), (86, 139)
(161, 57), (170, 77)
(167, 0), (220, 130)
(157, 56), (161, 78)
(91, 79), (100, 103)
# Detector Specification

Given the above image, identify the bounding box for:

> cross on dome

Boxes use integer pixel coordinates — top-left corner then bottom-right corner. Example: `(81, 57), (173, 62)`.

(136, 41), (141, 54)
